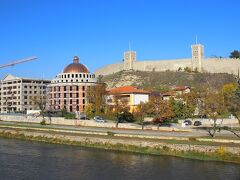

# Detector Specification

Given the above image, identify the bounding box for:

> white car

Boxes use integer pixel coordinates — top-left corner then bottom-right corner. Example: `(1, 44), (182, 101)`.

(94, 116), (106, 123)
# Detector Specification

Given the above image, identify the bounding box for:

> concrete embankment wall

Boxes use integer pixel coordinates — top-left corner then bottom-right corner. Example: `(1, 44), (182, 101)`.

(0, 115), (238, 130)
(0, 114), (143, 130)
(0, 128), (240, 157)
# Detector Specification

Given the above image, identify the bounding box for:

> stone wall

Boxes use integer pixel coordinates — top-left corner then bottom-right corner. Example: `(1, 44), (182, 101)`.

(0, 128), (240, 156)
(95, 58), (240, 76)
(94, 62), (123, 76)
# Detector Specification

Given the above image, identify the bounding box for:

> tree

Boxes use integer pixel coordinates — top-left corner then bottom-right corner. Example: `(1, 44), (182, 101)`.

(112, 95), (129, 128)
(182, 90), (198, 119)
(204, 90), (225, 137)
(31, 94), (48, 124)
(222, 83), (240, 138)
(229, 50), (240, 59)
(169, 99), (185, 119)
(135, 102), (150, 129)
(86, 83), (107, 116)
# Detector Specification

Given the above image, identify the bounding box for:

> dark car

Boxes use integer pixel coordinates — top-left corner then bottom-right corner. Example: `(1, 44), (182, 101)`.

(194, 121), (202, 126)
(79, 116), (89, 120)
(184, 120), (192, 125)
(159, 123), (172, 127)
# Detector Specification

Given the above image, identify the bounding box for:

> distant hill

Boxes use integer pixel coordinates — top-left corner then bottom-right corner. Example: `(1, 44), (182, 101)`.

(99, 70), (238, 91)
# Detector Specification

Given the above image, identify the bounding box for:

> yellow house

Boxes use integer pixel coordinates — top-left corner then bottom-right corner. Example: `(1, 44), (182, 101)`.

(106, 86), (150, 113)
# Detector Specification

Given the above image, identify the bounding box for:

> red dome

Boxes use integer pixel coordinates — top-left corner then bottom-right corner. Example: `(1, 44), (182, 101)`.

(63, 56), (89, 73)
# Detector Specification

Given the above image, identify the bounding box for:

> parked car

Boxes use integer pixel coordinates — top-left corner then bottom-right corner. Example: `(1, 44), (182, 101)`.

(194, 121), (202, 126)
(79, 116), (90, 120)
(159, 123), (172, 127)
(94, 116), (106, 123)
(184, 120), (192, 125)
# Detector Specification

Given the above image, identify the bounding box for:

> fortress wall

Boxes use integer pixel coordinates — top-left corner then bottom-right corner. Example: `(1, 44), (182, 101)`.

(94, 57), (240, 76)
(133, 59), (192, 72)
(204, 58), (240, 75)
(95, 62), (123, 76)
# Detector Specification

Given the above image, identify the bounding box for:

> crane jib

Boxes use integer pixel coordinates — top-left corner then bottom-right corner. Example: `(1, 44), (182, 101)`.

(0, 57), (37, 69)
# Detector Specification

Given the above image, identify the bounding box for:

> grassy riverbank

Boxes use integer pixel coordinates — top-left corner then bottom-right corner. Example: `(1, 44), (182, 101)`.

(0, 130), (239, 164)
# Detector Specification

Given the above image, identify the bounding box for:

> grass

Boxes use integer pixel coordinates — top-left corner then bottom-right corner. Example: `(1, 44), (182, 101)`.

(0, 130), (239, 164)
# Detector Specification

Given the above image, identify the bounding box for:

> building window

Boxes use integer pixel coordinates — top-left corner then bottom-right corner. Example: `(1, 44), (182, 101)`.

(76, 86), (79, 91)
(76, 93), (79, 98)
(70, 86), (72, 91)
(82, 99), (85, 104)
(70, 99), (72, 104)
(64, 86), (67, 91)
(64, 93), (66, 98)
(69, 106), (72, 112)
(82, 86), (85, 91)
(64, 99), (66, 105)
(82, 92), (85, 97)
(76, 74), (78, 78)
(70, 93), (72, 98)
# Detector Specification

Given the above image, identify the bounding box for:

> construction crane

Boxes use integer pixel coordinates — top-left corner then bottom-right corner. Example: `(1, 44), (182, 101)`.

(0, 56), (37, 69)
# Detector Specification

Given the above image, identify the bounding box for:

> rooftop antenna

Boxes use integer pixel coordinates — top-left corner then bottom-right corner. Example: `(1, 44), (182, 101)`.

(195, 35), (198, 44)
(128, 41), (131, 51)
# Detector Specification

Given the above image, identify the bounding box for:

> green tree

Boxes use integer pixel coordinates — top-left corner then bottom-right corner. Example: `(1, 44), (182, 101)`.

(229, 50), (240, 59)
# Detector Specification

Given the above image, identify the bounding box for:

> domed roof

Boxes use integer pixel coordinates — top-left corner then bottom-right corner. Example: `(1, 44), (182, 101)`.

(63, 56), (89, 73)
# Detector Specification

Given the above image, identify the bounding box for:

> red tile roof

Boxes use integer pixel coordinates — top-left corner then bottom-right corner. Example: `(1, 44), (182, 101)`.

(107, 86), (150, 95)
(162, 91), (176, 96)
(172, 86), (190, 91)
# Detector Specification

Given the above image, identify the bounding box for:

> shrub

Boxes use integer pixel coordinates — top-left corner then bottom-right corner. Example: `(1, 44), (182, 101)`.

(216, 146), (226, 156)
(64, 113), (76, 119)
(40, 120), (46, 125)
(107, 131), (115, 136)
(118, 111), (134, 123)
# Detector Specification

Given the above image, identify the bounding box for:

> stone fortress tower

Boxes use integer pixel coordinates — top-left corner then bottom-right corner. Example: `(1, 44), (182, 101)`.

(191, 44), (204, 72)
(124, 51), (136, 70)
(95, 43), (240, 76)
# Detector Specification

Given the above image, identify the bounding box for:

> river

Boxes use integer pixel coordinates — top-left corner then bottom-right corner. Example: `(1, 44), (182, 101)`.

(0, 138), (239, 180)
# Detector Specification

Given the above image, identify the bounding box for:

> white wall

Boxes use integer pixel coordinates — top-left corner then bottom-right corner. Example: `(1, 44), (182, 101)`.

(132, 94), (149, 105)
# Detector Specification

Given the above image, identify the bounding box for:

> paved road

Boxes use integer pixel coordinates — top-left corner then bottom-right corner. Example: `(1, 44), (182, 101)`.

(0, 121), (236, 138)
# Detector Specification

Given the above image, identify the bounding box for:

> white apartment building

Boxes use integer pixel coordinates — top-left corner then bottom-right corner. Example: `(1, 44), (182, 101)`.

(0, 74), (50, 113)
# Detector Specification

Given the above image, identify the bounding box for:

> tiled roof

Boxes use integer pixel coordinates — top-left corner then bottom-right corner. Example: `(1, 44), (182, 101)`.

(162, 91), (176, 96)
(172, 86), (190, 91)
(107, 86), (150, 94)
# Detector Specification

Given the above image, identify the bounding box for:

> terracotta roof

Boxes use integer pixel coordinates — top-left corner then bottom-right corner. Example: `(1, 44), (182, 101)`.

(172, 86), (190, 91)
(63, 56), (89, 73)
(107, 86), (150, 94)
(162, 91), (176, 96)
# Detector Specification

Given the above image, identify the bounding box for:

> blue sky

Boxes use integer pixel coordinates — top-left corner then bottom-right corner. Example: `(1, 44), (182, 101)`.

(0, 0), (239, 79)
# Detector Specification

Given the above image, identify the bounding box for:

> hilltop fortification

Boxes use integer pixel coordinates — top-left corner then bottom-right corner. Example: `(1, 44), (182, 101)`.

(95, 44), (240, 76)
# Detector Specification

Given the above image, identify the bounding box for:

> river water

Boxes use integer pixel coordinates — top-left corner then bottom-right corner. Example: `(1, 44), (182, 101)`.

(0, 138), (239, 180)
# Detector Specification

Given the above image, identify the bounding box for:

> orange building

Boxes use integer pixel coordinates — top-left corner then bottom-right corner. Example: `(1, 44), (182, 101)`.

(48, 56), (97, 113)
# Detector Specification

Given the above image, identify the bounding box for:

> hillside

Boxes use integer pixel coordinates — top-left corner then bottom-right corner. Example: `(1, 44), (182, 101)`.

(99, 70), (237, 91)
